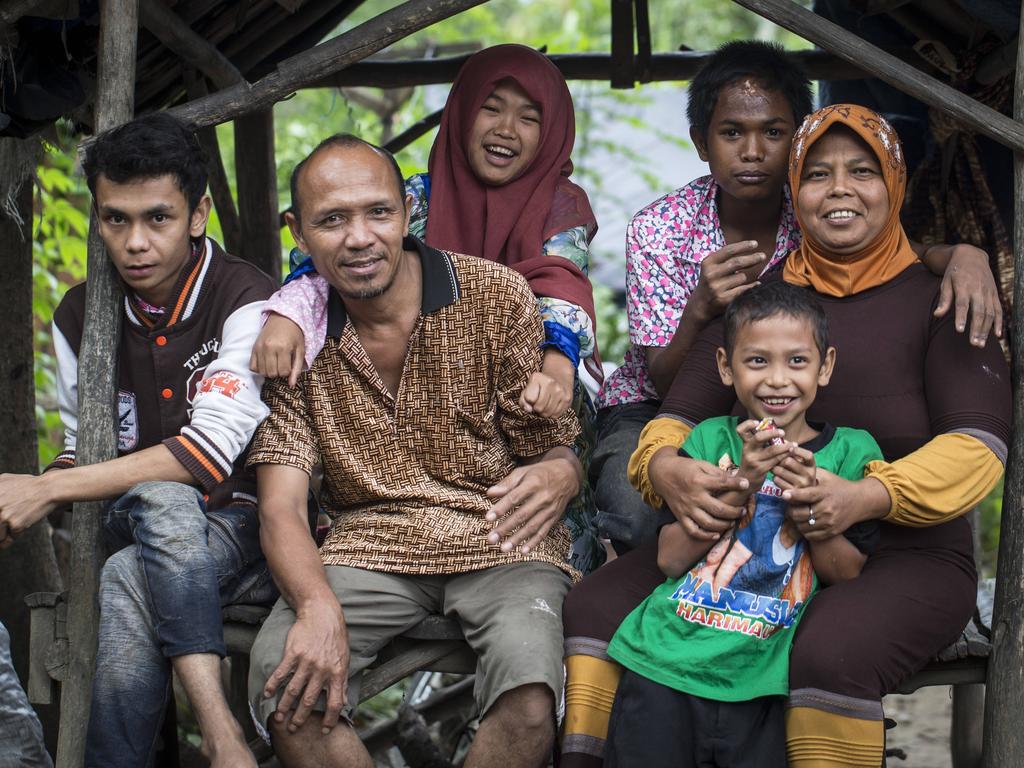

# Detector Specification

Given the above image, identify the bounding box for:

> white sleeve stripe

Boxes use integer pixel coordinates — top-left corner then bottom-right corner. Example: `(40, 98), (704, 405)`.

(182, 238), (215, 322)
(179, 426), (233, 473)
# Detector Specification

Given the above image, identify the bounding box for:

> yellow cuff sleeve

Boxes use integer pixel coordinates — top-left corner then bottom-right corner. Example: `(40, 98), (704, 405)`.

(627, 417), (692, 508)
(866, 432), (1004, 526)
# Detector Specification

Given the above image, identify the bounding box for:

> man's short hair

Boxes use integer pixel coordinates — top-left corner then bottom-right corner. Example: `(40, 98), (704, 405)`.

(686, 40), (813, 138)
(82, 112), (209, 213)
(289, 134), (406, 222)
(723, 281), (830, 360)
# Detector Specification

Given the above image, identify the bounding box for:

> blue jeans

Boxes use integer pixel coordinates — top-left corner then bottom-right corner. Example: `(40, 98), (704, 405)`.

(0, 621), (52, 768)
(590, 401), (662, 552)
(86, 481), (275, 768)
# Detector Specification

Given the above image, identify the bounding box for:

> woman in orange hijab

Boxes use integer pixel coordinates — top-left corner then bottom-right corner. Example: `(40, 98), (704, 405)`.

(571, 105), (1009, 767)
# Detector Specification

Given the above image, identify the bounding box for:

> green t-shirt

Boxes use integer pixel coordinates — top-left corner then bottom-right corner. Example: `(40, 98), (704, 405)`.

(608, 416), (883, 701)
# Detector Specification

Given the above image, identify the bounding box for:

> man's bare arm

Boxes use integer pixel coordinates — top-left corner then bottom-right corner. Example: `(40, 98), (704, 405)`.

(256, 463), (348, 734)
(0, 444), (193, 547)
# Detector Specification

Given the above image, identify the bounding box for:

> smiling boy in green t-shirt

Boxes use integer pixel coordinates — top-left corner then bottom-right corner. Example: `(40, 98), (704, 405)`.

(605, 281), (883, 767)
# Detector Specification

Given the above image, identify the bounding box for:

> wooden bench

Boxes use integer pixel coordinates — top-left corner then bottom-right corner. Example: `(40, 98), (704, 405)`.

(26, 579), (995, 764)
(886, 579), (993, 767)
(222, 605), (476, 708)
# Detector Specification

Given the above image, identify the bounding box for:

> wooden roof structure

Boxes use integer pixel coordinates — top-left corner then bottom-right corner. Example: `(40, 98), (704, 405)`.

(3, 0), (1024, 765)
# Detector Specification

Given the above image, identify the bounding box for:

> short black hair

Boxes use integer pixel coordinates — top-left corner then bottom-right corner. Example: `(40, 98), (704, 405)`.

(82, 112), (208, 213)
(686, 40), (813, 138)
(723, 281), (829, 361)
(289, 134), (406, 222)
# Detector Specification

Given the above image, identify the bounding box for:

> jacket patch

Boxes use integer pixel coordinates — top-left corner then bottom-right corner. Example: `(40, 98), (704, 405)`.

(198, 371), (245, 399)
(118, 390), (139, 451)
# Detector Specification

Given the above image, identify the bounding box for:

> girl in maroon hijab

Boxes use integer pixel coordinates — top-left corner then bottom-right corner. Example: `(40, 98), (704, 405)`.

(255, 44), (604, 573)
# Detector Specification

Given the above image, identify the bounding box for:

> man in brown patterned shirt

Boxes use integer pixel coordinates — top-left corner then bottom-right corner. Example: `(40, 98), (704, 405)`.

(246, 135), (584, 768)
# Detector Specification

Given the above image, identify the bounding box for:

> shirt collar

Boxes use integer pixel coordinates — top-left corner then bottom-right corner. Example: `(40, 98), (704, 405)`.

(327, 236), (460, 337)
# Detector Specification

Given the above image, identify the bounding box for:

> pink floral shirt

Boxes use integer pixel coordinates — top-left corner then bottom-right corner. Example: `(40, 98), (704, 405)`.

(596, 175), (801, 409)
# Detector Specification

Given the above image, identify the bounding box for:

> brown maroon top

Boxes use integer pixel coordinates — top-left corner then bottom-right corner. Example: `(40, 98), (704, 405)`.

(660, 264), (1010, 465)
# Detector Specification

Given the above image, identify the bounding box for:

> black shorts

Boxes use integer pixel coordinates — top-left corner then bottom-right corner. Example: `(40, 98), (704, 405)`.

(605, 670), (787, 768)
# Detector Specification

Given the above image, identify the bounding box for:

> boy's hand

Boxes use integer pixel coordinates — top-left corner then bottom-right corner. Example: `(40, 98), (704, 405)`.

(0, 473), (58, 549)
(250, 313), (305, 386)
(689, 241), (766, 322)
(772, 446), (817, 491)
(736, 419), (792, 488)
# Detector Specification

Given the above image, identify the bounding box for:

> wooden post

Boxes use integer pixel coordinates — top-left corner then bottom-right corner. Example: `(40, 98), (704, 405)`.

(610, 0), (634, 89)
(728, 0), (1024, 154)
(0, 138), (63, 755)
(234, 109), (281, 280)
(54, 0), (137, 764)
(982, 4), (1024, 766)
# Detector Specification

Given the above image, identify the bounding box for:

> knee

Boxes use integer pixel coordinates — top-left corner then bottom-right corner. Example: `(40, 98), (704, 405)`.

(99, 548), (140, 594)
(125, 481), (205, 533)
(126, 481), (200, 512)
(489, 684), (555, 737)
(790, 629), (877, 696)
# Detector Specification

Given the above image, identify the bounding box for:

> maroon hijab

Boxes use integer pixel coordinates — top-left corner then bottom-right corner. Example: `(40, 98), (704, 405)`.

(426, 45), (598, 327)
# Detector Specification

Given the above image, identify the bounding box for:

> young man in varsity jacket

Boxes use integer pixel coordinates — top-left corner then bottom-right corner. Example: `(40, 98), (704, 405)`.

(0, 113), (275, 767)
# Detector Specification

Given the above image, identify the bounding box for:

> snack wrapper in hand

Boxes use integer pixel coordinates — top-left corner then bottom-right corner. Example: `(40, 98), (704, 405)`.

(755, 417), (786, 446)
(718, 453), (739, 474)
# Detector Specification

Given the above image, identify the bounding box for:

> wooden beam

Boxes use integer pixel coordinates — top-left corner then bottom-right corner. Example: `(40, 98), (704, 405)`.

(729, 0), (1024, 154)
(304, 49), (925, 90)
(383, 107), (444, 155)
(982, 3), (1024, 765)
(138, 0), (244, 90)
(0, 0), (74, 24)
(610, 0), (634, 89)
(234, 109), (280, 281)
(168, 0), (489, 128)
(55, 0), (137, 764)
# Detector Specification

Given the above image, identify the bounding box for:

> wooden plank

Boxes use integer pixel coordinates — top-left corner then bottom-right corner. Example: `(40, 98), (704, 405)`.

(306, 48), (923, 90)
(231, 0), (367, 78)
(54, 0), (137, 764)
(139, 0), (244, 90)
(168, 0), (489, 128)
(234, 108), (281, 280)
(358, 641), (466, 702)
(982, 3), (1024, 765)
(609, 0), (634, 89)
(729, 0), (1024, 154)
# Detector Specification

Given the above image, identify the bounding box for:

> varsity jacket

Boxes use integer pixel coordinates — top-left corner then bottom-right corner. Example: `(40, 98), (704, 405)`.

(48, 237), (275, 509)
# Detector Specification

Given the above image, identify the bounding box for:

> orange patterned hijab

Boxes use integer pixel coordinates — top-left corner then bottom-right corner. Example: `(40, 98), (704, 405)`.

(783, 104), (918, 297)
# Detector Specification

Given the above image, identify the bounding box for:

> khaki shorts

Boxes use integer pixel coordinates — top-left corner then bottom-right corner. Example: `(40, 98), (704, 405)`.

(248, 562), (571, 731)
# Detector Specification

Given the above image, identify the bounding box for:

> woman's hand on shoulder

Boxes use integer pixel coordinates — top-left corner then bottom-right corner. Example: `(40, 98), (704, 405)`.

(782, 468), (890, 541)
(930, 244), (1003, 347)
(250, 313), (306, 386)
(648, 448), (747, 541)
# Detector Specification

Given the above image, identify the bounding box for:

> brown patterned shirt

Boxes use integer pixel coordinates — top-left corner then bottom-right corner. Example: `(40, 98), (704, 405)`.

(248, 237), (581, 577)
